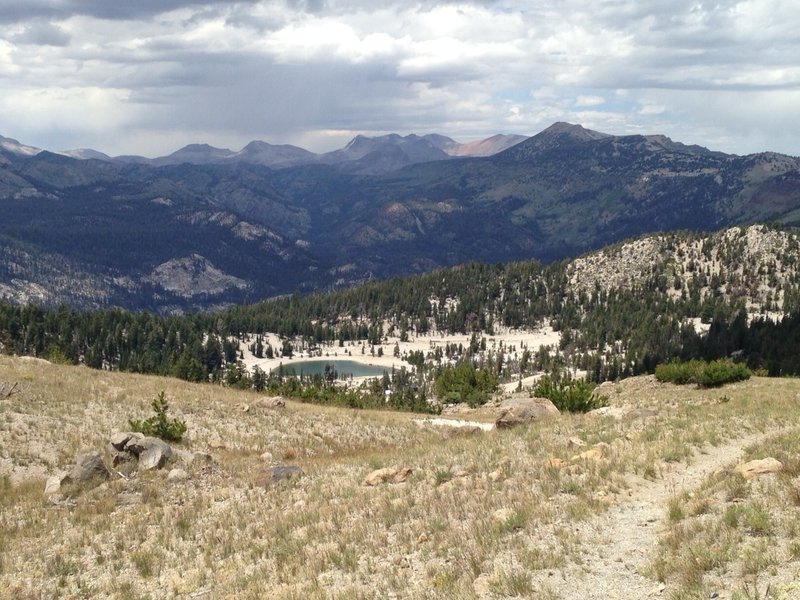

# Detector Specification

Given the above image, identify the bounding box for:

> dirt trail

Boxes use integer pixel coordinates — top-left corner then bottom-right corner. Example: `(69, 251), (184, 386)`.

(534, 430), (777, 599)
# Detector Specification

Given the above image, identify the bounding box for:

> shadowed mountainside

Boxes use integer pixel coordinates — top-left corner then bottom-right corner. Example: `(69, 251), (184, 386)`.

(1, 123), (799, 311)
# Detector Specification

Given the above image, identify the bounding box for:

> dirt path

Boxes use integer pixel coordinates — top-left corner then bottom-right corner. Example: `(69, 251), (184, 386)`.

(533, 430), (775, 599)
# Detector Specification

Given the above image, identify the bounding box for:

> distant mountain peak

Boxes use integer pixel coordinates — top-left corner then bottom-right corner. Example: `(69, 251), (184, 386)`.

(0, 134), (42, 159)
(538, 122), (611, 142)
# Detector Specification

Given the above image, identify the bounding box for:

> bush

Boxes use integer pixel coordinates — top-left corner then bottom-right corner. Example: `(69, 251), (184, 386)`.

(434, 362), (498, 408)
(533, 373), (607, 413)
(655, 360), (703, 385)
(129, 391), (187, 442)
(655, 359), (751, 388)
(695, 359), (751, 388)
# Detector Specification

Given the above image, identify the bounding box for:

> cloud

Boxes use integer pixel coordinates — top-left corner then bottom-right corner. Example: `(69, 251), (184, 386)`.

(10, 20), (71, 46)
(0, 0), (798, 157)
(0, 0), (258, 23)
(575, 95), (605, 107)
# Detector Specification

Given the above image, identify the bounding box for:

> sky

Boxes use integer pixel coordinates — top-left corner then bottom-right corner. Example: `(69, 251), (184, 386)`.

(0, 0), (798, 158)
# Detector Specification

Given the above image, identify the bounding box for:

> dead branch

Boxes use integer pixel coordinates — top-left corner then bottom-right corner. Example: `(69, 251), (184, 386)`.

(0, 381), (19, 398)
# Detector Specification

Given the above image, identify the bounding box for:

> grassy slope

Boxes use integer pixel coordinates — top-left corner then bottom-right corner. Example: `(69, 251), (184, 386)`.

(1, 356), (800, 599)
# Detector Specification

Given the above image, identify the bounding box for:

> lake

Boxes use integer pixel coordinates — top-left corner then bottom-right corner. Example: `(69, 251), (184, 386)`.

(272, 359), (389, 379)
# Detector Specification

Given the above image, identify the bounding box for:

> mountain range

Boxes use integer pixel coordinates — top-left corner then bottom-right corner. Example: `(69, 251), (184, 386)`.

(2, 131), (527, 174)
(1, 122), (799, 312)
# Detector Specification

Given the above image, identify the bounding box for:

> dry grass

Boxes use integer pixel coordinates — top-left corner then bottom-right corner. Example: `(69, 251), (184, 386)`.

(652, 427), (800, 600)
(3, 356), (800, 598)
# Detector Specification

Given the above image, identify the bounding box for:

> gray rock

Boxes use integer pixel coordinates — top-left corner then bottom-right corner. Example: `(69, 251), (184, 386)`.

(259, 465), (303, 486)
(109, 431), (141, 451)
(70, 453), (110, 482)
(123, 436), (172, 470)
(495, 397), (559, 428)
(136, 438), (172, 471)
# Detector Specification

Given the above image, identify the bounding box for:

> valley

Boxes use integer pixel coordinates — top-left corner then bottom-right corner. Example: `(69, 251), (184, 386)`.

(2, 123), (800, 600)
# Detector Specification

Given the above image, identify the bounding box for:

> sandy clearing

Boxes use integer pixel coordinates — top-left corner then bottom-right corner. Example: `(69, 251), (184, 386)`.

(238, 325), (561, 378)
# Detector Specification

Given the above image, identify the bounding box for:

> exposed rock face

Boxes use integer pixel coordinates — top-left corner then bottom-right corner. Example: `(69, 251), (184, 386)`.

(495, 397), (559, 428)
(363, 467), (413, 486)
(143, 254), (248, 298)
(736, 457), (783, 480)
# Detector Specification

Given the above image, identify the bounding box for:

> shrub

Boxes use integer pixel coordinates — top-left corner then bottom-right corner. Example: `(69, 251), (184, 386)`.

(434, 362), (498, 408)
(655, 360), (702, 385)
(655, 359), (751, 388)
(129, 391), (187, 442)
(533, 373), (607, 413)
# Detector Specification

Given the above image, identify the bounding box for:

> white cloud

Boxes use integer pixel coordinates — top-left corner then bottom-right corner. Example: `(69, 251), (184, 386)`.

(575, 95), (604, 107)
(0, 0), (797, 157)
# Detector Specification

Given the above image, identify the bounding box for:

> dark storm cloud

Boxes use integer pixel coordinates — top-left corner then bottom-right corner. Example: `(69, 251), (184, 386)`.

(0, 0), (259, 22)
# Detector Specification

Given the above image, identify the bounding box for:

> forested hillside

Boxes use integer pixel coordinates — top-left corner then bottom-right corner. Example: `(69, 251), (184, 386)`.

(2, 226), (800, 410)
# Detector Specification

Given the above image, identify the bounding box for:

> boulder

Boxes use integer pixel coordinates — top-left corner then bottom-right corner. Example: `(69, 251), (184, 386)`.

(257, 396), (286, 409)
(363, 467), (413, 486)
(736, 457), (783, 480)
(139, 440), (172, 471)
(69, 453), (110, 482)
(124, 436), (172, 470)
(495, 397), (559, 428)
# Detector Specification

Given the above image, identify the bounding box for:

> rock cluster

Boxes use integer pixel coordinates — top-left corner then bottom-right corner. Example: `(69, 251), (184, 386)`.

(108, 432), (173, 471)
(44, 432), (175, 497)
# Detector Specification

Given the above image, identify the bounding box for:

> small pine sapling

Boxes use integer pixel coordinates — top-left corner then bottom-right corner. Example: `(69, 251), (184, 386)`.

(129, 391), (187, 442)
